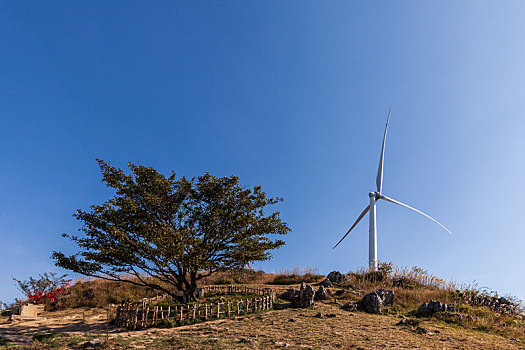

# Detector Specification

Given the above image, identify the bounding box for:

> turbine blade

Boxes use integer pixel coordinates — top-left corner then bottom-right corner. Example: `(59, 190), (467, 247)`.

(379, 195), (452, 234)
(376, 107), (391, 193)
(333, 205), (371, 249)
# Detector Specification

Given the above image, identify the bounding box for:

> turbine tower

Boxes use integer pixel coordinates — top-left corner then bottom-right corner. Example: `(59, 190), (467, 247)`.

(333, 108), (451, 271)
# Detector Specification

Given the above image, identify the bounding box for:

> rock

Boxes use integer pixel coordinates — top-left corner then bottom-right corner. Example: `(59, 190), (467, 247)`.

(340, 302), (358, 311)
(273, 303), (289, 310)
(325, 314), (337, 318)
(375, 289), (395, 306)
(417, 300), (455, 316)
(314, 312), (323, 318)
(271, 341), (290, 347)
(357, 289), (395, 314)
(396, 318), (418, 326)
(289, 318), (296, 322)
(318, 278), (333, 288)
(358, 291), (383, 314)
(84, 338), (105, 349)
(238, 338), (254, 344)
(396, 318), (409, 326)
(279, 289), (299, 302)
(415, 327), (428, 334)
(327, 271), (346, 284)
(291, 283), (315, 308)
(315, 286), (328, 301)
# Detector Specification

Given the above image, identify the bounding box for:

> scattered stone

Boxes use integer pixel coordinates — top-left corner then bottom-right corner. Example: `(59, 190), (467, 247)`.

(314, 286), (328, 301)
(396, 318), (419, 326)
(317, 278), (333, 288)
(289, 318), (296, 322)
(279, 289), (299, 302)
(327, 271), (346, 284)
(358, 292), (383, 314)
(357, 289), (395, 314)
(291, 283), (315, 308)
(375, 289), (395, 306)
(325, 313), (337, 318)
(340, 302), (358, 311)
(238, 338), (254, 344)
(84, 338), (105, 349)
(415, 327), (428, 334)
(314, 312), (323, 318)
(455, 291), (524, 316)
(417, 300), (455, 316)
(396, 318), (409, 326)
(273, 304), (289, 310)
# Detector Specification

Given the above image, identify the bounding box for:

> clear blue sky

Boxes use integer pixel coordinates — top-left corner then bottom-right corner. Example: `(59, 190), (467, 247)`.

(1, 1), (525, 303)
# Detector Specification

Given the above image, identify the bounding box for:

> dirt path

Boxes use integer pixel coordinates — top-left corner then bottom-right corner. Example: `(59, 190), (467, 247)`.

(0, 303), (521, 349)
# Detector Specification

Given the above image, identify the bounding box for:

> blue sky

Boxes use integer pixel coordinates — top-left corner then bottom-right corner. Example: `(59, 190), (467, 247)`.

(1, 1), (525, 302)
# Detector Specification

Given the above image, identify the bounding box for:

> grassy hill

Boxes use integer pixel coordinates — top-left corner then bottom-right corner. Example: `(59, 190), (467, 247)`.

(1, 265), (523, 349)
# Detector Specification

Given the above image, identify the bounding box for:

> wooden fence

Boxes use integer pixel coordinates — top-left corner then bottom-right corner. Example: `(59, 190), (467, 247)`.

(114, 285), (275, 330)
(115, 295), (273, 329)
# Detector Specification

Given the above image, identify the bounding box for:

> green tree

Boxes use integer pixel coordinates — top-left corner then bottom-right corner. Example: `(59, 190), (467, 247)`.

(53, 160), (290, 302)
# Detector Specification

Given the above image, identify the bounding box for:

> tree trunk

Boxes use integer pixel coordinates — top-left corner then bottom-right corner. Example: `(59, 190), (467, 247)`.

(183, 272), (198, 302)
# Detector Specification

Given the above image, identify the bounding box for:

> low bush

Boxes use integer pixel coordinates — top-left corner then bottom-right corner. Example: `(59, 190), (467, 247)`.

(13, 273), (70, 305)
(271, 273), (323, 285)
(199, 268), (269, 286)
(57, 277), (166, 309)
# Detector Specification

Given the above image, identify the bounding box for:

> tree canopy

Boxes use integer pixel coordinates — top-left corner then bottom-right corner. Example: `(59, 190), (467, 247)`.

(53, 160), (290, 301)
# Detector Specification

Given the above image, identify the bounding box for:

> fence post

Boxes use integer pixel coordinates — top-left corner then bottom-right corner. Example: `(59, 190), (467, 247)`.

(217, 301), (220, 319)
(192, 304), (196, 321)
(133, 307), (139, 330)
(145, 305), (150, 327)
(227, 301), (231, 318)
(124, 303), (129, 328)
(116, 307), (120, 327)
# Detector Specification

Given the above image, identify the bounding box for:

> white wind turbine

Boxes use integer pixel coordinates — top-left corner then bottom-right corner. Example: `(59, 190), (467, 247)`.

(333, 108), (451, 271)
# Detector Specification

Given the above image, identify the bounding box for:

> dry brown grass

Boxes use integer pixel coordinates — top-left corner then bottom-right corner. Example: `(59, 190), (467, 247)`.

(59, 267), (323, 309)
(1, 302), (522, 349)
(41, 264), (525, 346)
(56, 276), (170, 309)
